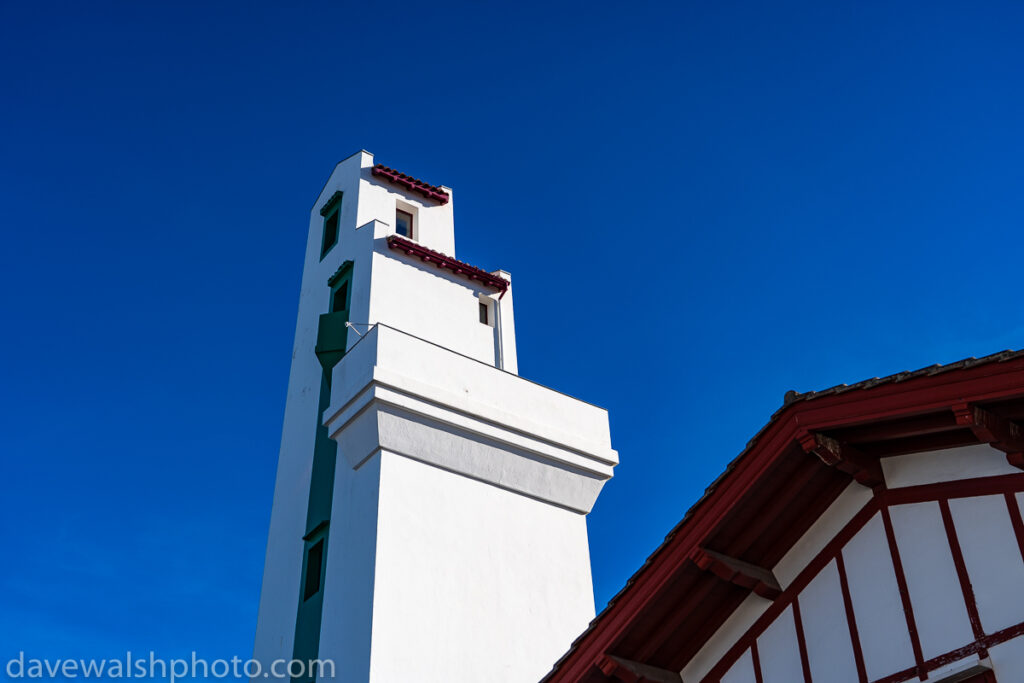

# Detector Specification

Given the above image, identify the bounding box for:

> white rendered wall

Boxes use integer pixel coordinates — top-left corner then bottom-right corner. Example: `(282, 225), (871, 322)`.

(888, 502), (975, 659)
(773, 482), (873, 588)
(990, 638), (1024, 682)
(680, 594), (771, 683)
(755, 606), (803, 683)
(949, 494), (1024, 633)
(365, 239), (509, 367)
(362, 452), (596, 683)
(841, 513), (915, 681)
(880, 443), (1020, 488)
(313, 455), (383, 682)
(799, 560), (859, 683)
(719, 649), (757, 683)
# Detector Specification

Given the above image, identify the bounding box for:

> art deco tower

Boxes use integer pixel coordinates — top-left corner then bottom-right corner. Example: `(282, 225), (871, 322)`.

(252, 152), (617, 683)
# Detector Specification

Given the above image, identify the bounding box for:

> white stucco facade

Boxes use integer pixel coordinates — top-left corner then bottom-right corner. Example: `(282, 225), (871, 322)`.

(684, 444), (1024, 683)
(252, 152), (616, 683)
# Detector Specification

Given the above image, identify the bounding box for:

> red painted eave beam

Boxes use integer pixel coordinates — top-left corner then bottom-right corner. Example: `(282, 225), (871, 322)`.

(798, 431), (885, 488)
(598, 656), (682, 683)
(954, 403), (1024, 470)
(692, 547), (783, 600)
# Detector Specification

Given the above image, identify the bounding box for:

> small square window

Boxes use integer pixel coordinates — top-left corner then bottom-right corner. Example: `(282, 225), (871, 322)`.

(396, 209), (413, 238)
(303, 540), (324, 600)
(479, 301), (489, 325)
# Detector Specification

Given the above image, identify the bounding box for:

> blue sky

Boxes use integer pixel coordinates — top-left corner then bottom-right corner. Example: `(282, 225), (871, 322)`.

(3, 0), (1024, 670)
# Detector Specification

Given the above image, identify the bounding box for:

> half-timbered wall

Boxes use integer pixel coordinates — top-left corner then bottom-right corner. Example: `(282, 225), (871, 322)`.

(683, 444), (1024, 683)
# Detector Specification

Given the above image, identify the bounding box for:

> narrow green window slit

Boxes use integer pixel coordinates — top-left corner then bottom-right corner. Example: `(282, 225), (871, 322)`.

(321, 211), (339, 258)
(303, 540), (323, 600)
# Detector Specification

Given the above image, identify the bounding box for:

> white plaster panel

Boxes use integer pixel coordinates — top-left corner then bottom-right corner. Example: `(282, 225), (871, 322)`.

(949, 494), (1024, 633)
(719, 648), (757, 683)
(756, 606), (804, 683)
(799, 559), (859, 683)
(773, 481), (873, 588)
(367, 452), (595, 683)
(990, 636), (1024, 681)
(880, 444), (1019, 489)
(315, 454), (382, 682)
(679, 593), (771, 682)
(367, 247), (502, 366)
(841, 513), (916, 681)
(888, 502), (975, 659)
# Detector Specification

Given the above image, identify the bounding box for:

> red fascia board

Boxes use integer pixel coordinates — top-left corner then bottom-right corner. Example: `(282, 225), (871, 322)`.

(386, 235), (509, 295)
(793, 361), (1024, 430)
(544, 354), (1024, 682)
(372, 164), (450, 204)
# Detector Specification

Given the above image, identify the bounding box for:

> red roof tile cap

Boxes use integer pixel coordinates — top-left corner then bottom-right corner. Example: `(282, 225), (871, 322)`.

(372, 164), (450, 205)
(386, 234), (508, 296)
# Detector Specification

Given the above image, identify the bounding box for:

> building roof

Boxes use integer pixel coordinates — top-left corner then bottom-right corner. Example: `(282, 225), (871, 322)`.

(386, 234), (509, 296)
(372, 163), (451, 204)
(783, 349), (1024, 405)
(543, 348), (1024, 683)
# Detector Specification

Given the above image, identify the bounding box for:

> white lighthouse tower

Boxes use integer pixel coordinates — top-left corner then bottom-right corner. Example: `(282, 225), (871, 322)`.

(252, 151), (617, 683)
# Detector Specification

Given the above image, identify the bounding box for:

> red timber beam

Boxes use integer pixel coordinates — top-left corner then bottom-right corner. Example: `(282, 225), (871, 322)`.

(953, 403), (1024, 470)
(691, 548), (782, 600)
(797, 430), (885, 488)
(598, 656), (682, 683)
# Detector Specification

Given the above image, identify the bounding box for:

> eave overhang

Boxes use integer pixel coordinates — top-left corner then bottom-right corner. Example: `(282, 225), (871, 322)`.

(386, 234), (509, 296)
(544, 349), (1024, 683)
(372, 164), (450, 204)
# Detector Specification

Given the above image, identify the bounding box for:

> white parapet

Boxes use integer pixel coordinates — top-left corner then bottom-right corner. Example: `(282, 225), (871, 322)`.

(318, 324), (617, 683)
(323, 323), (617, 514)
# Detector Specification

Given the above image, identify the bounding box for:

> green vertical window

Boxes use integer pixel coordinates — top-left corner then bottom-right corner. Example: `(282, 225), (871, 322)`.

(303, 539), (324, 600)
(316, 262), (353, 372)
(319, 191), (343, 259)
(332, 281), (349, 313)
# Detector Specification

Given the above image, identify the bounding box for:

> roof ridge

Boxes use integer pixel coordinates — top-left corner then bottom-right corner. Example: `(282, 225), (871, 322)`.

(785, 348), (1024, 404)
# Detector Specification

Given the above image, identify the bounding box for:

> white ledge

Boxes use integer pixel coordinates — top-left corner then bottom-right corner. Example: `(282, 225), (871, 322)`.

(322, 325), (617, 512)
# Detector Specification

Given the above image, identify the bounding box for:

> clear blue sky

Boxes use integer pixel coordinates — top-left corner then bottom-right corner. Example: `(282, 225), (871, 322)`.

(3, 0), (1024, 670)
